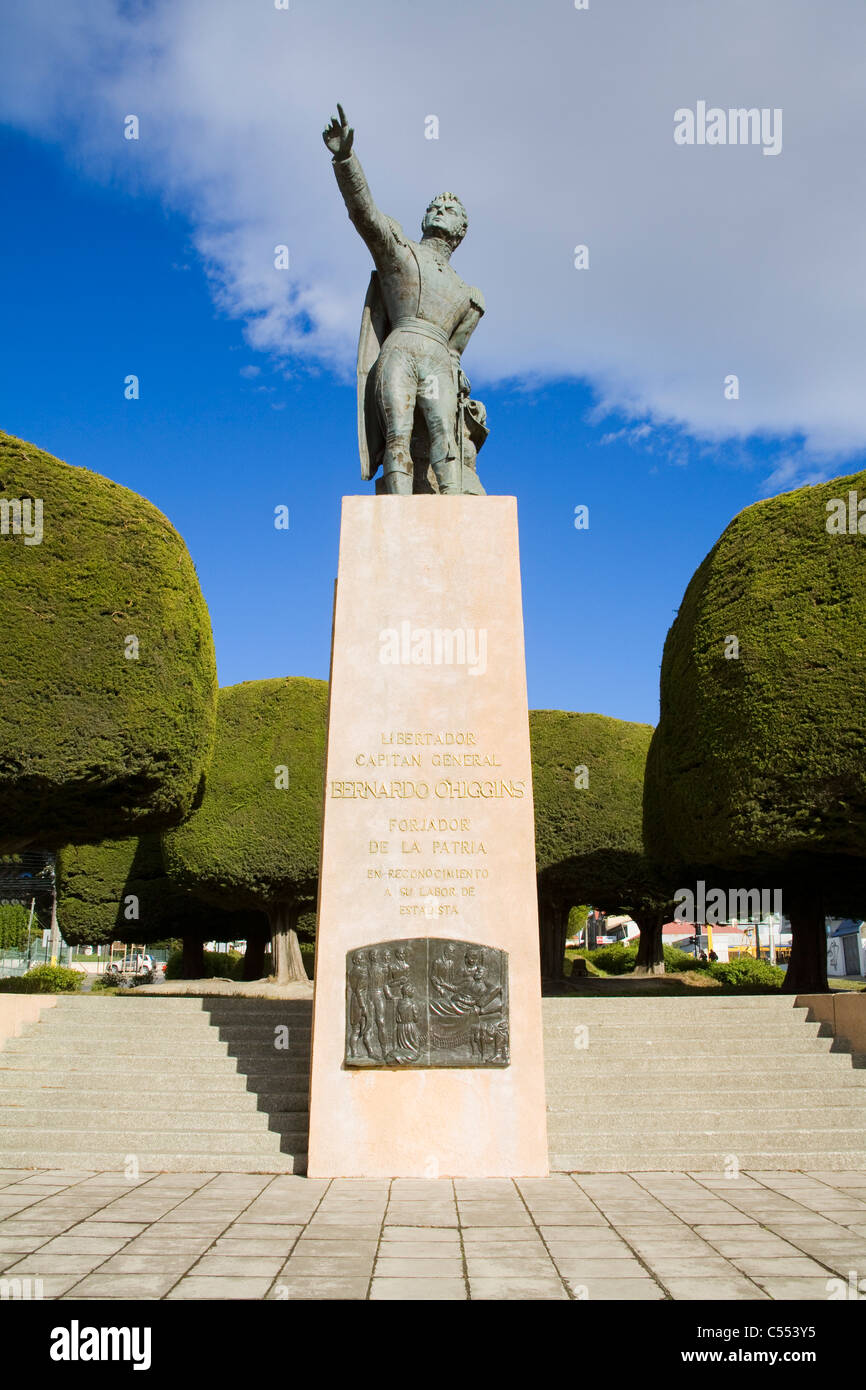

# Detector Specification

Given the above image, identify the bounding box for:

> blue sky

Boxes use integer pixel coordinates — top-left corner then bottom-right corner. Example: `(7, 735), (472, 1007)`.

(2, 2), (864, 726)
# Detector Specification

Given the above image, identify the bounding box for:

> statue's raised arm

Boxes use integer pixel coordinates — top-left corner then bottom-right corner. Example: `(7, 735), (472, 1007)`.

(323, 105), (395, 264)
(324, 103), (489, 496)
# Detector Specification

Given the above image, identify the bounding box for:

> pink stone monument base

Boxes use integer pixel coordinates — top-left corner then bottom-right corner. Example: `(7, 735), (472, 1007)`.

(307, 496), (548, 1178)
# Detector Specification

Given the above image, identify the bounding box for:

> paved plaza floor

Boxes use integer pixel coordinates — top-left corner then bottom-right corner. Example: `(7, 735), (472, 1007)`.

(1, 1167), (865, 1301)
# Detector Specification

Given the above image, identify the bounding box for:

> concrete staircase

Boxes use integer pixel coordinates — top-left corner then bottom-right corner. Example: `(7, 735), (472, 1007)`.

(0, 994), (864, 1174)
(0, 996), (311, 1173)
(544, 995), (866, 1171)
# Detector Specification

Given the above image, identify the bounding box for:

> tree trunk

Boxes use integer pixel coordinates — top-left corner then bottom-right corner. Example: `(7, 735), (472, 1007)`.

(48, 889), (61, 967)
(538, 888), (567, 981)
(633, 910), (666, 976)
(783, 880), (827, 994)
(242, 927), (267, 982)
(268, 902), (307, 984)
(182, 936), (205, 979)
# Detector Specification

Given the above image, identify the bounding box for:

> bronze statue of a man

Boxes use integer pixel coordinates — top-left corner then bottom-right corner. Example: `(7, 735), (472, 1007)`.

(323, 104), (488, 495)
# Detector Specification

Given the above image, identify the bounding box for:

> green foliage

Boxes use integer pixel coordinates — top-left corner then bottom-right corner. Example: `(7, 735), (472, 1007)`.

(300, 941), (315, 979)
(583, 944), (639, 975)
(56, 834), (262, 947)
(568, 943), (708, 976)
(707, 956), (785, 990)
(530, 710), (670, 924)
(531, 711), (653, 885)
(88, 973), (119, 993)
(662, 946), (708, 973)
(296, 908), (317, 943)
(645, 468), (866, 899)
(0, 964), (85, 993)
(164, 948), (244, 981)
(163, 678), (329, 916)
(566, 905), (591, 939)
(0, 902), (30, 949)
(564, 949), (603, 978)
(0, 431), (218, 851)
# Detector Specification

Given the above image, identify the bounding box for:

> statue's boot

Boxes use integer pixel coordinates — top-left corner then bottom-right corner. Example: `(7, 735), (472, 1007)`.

(379, 462), (413, 495)
(431, 450), (463, 495)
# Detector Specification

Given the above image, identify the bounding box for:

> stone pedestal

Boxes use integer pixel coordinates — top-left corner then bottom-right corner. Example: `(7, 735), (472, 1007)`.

(307, 496), (548, 1178)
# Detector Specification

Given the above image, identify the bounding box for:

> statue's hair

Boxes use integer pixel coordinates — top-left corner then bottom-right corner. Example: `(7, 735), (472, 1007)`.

(423, 191), (468, 245)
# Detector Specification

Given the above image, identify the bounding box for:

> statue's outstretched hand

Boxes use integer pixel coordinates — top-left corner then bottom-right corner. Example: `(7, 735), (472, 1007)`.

(323, 104), (354, 159)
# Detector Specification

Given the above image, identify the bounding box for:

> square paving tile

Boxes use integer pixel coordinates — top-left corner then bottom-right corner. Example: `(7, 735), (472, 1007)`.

(664, 1276), (767, 1300)
(269, 1276), (368, 1300)
(61, 1273), (178, 1299)
(375, 1257), (464, 1277)
(754, 1275), (848, 1298)
(371, 1278), (467, 1300)
(640, 1257), (739, 1278)
(5, 1253), (108, 1275)
(460, 1227), (543, 1243)
(96, 1253), (198, 1274)
(730, 1255), (833, 1277)
(378, 1241), (461, 1259)
(381, 1227), (460, 1243)
(167, 1276), (274, 1299)
(187, 1255), (285, 1276)
(213, 1237), (300, 1257)
(66, 1221), (148, 1239)
(38, 1236), (129, 1256)
(279, 1256), (374, 1277)
(551, 1257), (649, 1279)
(568, 1277), (666, 1301)
(468, 1277), (567, 1300)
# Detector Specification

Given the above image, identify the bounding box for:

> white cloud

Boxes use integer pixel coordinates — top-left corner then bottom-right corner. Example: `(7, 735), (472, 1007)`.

(3, 0), (866, 463)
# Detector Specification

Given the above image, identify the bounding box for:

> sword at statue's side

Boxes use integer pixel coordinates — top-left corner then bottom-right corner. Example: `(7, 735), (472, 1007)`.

(458, 382), (465, 496)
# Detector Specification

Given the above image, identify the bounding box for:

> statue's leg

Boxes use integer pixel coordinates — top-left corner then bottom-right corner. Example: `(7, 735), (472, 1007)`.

(418, 352), (461, 494)
(375, 342), (416, 494)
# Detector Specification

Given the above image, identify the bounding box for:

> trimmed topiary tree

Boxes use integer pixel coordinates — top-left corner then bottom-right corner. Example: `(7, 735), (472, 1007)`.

(530, 710), (673, 979)
(163, 677), (328, 984)
(0, 432), (218, 851)
(644, 469), (866, 994)
(0, 902), (31, 950)
(56, 834), (261, 977)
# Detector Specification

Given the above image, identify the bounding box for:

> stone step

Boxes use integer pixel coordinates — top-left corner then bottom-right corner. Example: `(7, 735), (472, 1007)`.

(30, 1017), (315, 1039)
(544, 1123), (866, 1145)
(0, 1126), (298, 1155)
(0, 1054), (308, 1074)
(543, 1003), (821, 1016)
(544, 1058), (862, 1080)
(547, 1109), (866, 1135)
(544, 1039), (850, 1058)
(542, 1022), (827, 1039)
(0, 1109), (308, 1135)
(549, 1150), (866, 1172)
(0, 1150), (305, 1174)
(0, 1088), (308, 1112)
(549, 1089), (866, 1111)
(0, 1070), (309, 1096)
(2, 1037), (312, 1058)
(50, 1001), (313, 1017)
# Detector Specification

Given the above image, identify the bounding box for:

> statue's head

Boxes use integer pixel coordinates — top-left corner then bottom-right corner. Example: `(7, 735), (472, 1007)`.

(422, 192), (468, 250)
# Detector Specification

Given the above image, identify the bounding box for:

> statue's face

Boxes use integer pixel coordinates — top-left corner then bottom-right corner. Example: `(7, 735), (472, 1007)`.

(422, 194), (467, 248)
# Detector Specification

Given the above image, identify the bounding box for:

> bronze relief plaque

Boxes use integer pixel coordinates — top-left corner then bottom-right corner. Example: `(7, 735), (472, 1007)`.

(345, 938), (510, 1068)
